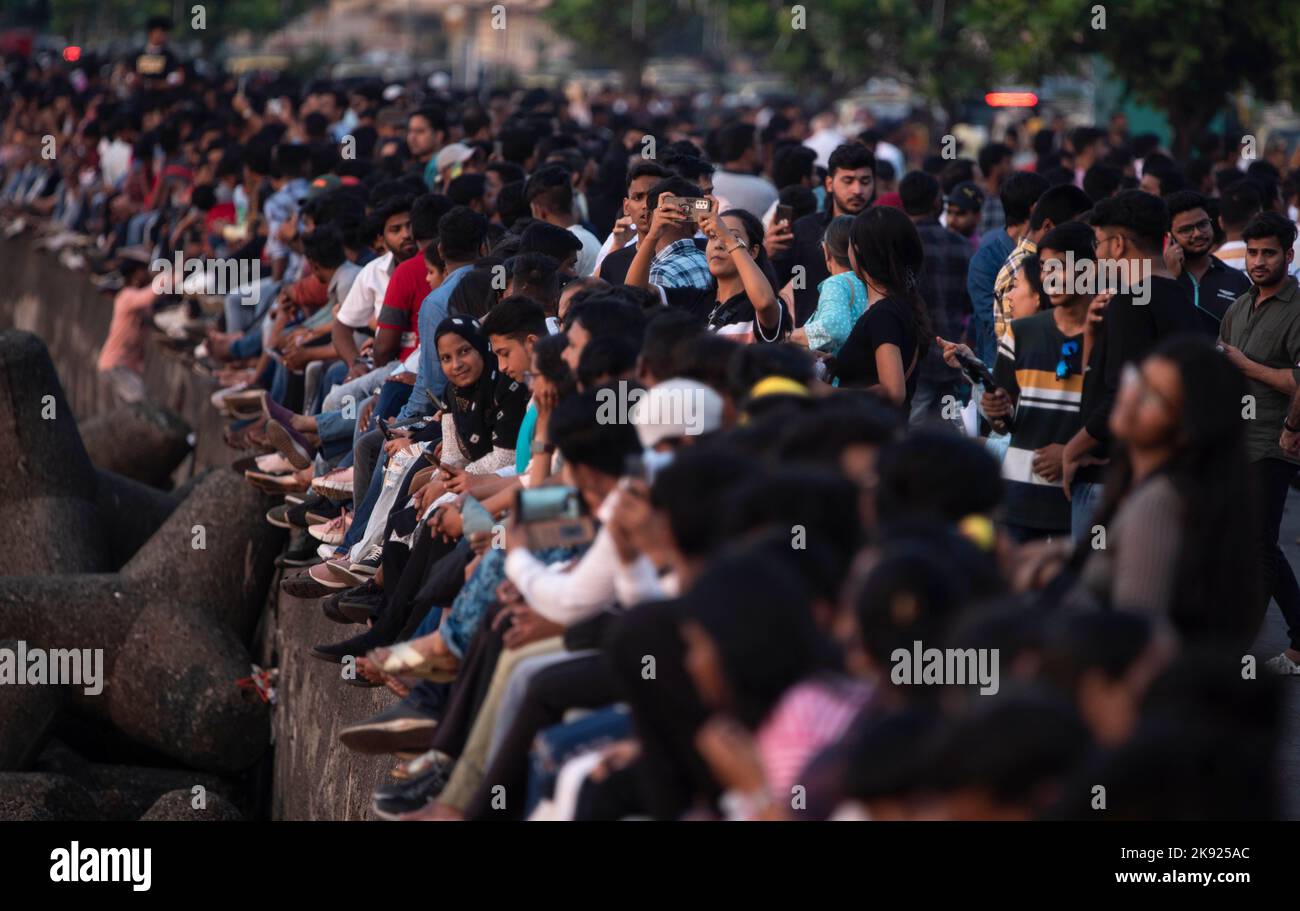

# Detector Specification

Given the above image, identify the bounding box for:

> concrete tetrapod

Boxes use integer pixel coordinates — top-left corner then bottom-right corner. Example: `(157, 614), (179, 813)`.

(0, 331), (280, 774)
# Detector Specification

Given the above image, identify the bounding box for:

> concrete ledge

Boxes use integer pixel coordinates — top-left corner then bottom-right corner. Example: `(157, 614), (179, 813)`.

(269, 589), (393, 820)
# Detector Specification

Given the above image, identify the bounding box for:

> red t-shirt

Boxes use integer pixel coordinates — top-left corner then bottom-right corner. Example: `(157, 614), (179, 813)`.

(376, 254), (431, 360)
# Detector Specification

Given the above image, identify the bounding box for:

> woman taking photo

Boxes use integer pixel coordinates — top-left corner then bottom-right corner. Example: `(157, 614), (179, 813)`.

(1065, 335), (1258, 649)
(627, 200), (788, 344)
(831, 206), (932, 409)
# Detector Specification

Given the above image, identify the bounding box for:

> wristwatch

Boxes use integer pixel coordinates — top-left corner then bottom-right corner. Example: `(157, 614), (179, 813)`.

(531, 440), (554, 455)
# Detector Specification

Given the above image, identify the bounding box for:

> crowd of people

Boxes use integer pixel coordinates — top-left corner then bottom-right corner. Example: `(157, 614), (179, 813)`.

(1, 17), (1294, 820)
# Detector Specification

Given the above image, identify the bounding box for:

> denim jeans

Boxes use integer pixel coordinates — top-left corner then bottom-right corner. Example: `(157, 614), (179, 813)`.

(1070, 480), (1105, 545)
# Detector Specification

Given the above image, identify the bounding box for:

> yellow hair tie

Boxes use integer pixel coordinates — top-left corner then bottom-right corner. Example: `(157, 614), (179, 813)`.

(958, 514), (996, 551)
(749, 376), (811, 400)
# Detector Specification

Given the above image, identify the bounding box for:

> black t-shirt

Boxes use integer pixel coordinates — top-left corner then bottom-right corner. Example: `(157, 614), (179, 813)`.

(133, 44), (178, 80)
(833, 296), (920, 405)
(664, 284), (790, 343)
(1076, 275), (1200, 482)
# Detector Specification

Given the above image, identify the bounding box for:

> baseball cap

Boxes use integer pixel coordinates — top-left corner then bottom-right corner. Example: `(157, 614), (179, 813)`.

(629, 379), (725, 448)
(436, 142), (476, 174)
(947, 181), (985, 213)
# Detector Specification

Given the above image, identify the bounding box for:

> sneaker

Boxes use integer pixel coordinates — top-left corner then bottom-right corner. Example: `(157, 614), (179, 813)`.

(265, 503), (292, 529)
(244, 470), (310, 496)
(317, 543), (338, 561)
(338, 579), (384, 624)
(307, 559), (355, 589)
(384, 748), (450, 783)
(255, 451), (296, 474)
(371, 756), (453, 819)
(303, 498), (344, 526)
(349, 544), (384, 576)
(312, 467), (354, 499)
(210, 382), (251, 414)
(224, 389), (267, 420)
(338, 701), (438, 755)
(320, 590), (354, 625)
(287, 494), (336, 529)
(1263, 653), (1300, 675)
(59, 249), (87, 271)
(322, 558), (369, 588)
(275, 536), (323, 568)
(90, 270), (124, 291)
(307, 510), (350, 545)
(280, 571), (337, 600)
(265, 419), (315, 470)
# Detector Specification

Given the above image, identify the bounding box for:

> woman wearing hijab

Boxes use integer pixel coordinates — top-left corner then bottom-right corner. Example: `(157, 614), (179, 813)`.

(309, 316), (530, 663)
(430, 314), (530, 473)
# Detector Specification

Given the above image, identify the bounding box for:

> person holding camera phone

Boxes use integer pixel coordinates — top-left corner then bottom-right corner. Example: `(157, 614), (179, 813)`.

(624, 177), (715, 293)
(628, 203), (788, 344)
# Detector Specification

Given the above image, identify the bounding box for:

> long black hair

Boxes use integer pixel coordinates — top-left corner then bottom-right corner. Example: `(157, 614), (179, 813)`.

(719, 207), (780, 293)
(1094, 334), (1258, 647)
(849, 206), (932, 357)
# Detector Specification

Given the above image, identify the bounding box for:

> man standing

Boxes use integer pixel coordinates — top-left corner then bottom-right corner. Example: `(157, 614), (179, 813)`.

(977, 142), (1012, 236)
(628, 178), (713, 293)
(992, 184), (1093, 350)
(1214, 181), (1264, 272)
(968, 171), (1049, 367)
(525, 165), (601, 276)
(406, 108), (447, 189)
(1062, 190), (1202, 539)
(710, 123), (778, 220)
(899, 171), (972, 423)
(945, 181), (985, 245)
(1225, 213), (1300, 674)
(1165, 190), (1251, 335)
(596, 161), (672, 283)
(769, 142), (875, 325)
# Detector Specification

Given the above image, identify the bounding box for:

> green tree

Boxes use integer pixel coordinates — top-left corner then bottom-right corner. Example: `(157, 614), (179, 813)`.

(544, 0), (707, 91)
(963, 0), (1300, 156)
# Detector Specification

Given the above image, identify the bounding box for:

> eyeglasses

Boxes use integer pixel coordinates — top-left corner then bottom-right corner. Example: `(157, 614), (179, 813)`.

(1056, 339), (1081, 380)
(1172, 218), (1212, 238)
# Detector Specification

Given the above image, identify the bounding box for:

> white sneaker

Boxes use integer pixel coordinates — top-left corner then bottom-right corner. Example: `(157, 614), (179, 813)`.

(1263, 653), (1300, 675)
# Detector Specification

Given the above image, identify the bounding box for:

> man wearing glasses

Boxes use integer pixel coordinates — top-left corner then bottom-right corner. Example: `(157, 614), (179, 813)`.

(1166, 190), (1251, 335)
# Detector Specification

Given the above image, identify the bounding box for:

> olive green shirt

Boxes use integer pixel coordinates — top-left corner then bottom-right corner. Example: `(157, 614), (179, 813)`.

(1219, 275), (1300, 464)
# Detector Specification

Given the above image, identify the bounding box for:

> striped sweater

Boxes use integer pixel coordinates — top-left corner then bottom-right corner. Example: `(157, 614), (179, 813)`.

(993, 311), (1085, 531)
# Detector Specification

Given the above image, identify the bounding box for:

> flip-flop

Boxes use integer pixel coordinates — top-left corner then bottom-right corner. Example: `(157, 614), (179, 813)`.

(373, 643), (459, 682)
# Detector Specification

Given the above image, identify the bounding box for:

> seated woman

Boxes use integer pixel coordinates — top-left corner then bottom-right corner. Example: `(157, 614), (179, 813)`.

(788, 215), (866, 355)
(628, 204), (789, 344)
(309, 315), (529, 660)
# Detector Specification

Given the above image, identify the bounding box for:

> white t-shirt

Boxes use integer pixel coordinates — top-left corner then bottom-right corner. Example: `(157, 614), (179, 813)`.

(569, 224), (602, 277)
(336, 252), (395, 329)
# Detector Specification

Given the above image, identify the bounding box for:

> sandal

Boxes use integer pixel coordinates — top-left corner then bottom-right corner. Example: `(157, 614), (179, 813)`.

(369, 643), (460, 683)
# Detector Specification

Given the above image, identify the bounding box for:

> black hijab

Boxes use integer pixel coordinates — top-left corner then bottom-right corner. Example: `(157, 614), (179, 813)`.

(433, 315), (528, 462)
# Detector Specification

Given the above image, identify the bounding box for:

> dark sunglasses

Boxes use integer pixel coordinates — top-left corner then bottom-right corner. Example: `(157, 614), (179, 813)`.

(1056, 339), (1081, 380)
